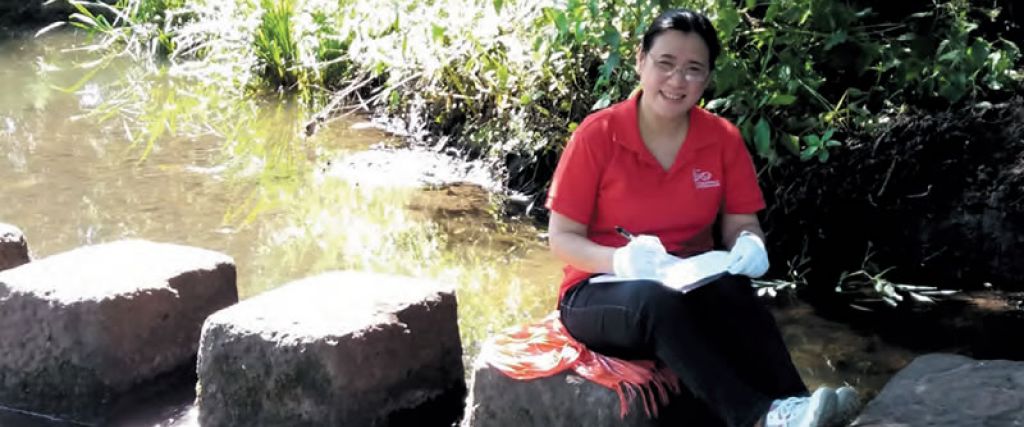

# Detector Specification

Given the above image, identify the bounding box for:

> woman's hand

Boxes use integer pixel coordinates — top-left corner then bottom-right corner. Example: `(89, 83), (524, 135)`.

(612, 234), (670, 279)
(725, 231), (769, 278)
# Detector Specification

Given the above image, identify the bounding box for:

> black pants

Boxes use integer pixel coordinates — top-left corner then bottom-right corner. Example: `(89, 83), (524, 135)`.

(559, 274), (807, 427)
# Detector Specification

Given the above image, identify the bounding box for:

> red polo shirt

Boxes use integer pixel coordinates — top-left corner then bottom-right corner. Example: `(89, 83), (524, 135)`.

(546, 92), (765, 300)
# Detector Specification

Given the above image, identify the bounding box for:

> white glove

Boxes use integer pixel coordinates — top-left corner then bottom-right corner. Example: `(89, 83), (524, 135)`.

(612, 234), (670, 280)
(726, 231), (769, 278)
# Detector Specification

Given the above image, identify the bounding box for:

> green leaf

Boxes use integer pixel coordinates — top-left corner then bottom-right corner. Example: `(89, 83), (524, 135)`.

(825, 31), (847, 50)
(764, 2), (780, 22)
(601, 26), (621, 48)
(69, 12), (98, 28)
(753, 117), (772, 157)
(430, 24), (446, 43)
(493, 0), (503, 13)
(599, 52), (620, 80)
(783, 133), (800, 155)
(939, 80), (968, 102)
(705, 98), (729, 111)
(800, 146), (817, 161)
(938, 51), (960, 63)
(717, 4), (740, 40)
(818, 150), (829, 162)
(970, 40), (989, 67)
(554, 13), (568, 37)
(767, 94), (796, 106)
(821, 128), (835, 142)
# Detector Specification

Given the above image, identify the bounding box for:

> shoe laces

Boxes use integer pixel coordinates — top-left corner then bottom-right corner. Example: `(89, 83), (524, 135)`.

(764, 396), (807, 426)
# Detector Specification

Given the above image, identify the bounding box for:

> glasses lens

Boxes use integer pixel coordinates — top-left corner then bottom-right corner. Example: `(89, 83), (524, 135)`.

(685, 71), (707, 82)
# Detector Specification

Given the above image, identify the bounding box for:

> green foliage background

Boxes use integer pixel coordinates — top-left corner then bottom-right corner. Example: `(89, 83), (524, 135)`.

(65, 0), (1021, 182)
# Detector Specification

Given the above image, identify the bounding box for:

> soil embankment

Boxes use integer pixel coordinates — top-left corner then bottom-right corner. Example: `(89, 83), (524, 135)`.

(764, 97), (1024, 293)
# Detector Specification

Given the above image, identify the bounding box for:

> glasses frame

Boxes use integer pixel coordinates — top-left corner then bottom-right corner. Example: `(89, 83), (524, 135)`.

(645, 52), (710, 83)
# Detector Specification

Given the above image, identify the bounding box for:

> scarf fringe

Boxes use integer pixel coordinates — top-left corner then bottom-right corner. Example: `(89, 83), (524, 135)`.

(481, 311), (681, 419)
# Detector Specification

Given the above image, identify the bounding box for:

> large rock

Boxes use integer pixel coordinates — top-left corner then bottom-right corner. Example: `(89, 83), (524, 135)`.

(462, 362), (719, 427)
(196, 270), (465, 427)
(0, 223), (30, 271)
(0, 239), (237, 422)
(853, 353), (1024, 426)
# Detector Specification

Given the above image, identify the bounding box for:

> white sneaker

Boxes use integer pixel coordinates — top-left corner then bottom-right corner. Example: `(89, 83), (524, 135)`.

(830, 386), (860, 426)
(764, 387), (838, 427)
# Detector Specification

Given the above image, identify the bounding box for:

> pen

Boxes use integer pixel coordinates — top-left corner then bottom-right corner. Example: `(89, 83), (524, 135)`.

(615, 226), (635, 241)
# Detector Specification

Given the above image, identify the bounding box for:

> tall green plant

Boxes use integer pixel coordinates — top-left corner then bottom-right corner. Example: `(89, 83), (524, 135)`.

(254, 0), (305, 90)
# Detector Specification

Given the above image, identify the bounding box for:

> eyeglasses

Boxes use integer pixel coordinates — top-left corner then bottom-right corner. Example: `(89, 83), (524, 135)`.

(646, 53), (709, 83)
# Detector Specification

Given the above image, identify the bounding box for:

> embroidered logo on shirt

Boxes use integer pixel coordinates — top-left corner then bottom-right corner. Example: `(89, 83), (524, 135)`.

(692, 168), (721, 189)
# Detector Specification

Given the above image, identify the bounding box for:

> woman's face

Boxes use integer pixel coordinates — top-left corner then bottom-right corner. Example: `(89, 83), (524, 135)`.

(635, 29), (711, 121)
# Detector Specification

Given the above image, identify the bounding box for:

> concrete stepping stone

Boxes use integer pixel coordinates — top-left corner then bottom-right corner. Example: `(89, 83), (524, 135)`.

(196, 270), (465, 427)
(0, 239), (237, 422)
(0, 223), (30, 271)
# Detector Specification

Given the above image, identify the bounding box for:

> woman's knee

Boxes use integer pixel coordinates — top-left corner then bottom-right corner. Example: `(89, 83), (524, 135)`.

(626, 281), (690, 322)
(627, 279), (680, 302)
(695, 275), (759, 305)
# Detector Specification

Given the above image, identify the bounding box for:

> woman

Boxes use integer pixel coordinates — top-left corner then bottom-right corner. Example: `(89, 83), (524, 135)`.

(545, 8), (857, 427)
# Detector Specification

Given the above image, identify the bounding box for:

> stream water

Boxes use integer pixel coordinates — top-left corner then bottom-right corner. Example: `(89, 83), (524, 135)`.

(0, 30), (923, 426)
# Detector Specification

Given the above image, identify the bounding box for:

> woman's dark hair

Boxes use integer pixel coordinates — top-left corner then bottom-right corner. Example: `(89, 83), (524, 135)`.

(641, 9), (721, 70)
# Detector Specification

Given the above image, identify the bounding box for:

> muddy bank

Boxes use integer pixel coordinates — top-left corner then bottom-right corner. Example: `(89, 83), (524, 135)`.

(764, 97), (1024, 293)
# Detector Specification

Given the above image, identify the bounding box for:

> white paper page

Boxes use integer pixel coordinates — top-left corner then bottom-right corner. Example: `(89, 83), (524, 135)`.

(589, 250), (731, 293)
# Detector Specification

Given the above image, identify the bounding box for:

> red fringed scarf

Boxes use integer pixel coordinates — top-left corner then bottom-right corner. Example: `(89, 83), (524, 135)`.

(480, 311), (681, 418)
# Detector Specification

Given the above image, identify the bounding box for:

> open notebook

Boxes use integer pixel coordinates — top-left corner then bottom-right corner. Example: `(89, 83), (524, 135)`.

(589, 250), (731, 293)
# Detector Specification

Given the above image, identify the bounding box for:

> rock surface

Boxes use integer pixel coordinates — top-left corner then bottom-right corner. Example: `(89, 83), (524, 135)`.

(462, 362), (720, 427)
(0, 239), (237, 422)
(196, 270), (465, 427)
(0, 223), (30, 271)
(853, 353), (1024, 426)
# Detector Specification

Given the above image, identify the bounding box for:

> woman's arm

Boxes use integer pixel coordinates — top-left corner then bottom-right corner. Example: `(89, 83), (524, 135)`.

(548, 211), (617, 274)
(720, 213), (765, 249)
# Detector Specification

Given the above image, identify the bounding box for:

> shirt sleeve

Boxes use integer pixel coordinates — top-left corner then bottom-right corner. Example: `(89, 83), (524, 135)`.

(722, 126), (766, 214)
(545, 125), (604, 225)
